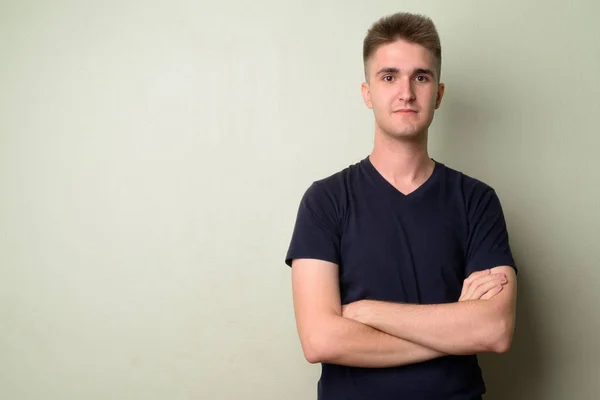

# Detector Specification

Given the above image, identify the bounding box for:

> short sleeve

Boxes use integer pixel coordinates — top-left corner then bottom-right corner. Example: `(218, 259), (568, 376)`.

(285, 181), (342, 267)
(465, 187), (517, 276)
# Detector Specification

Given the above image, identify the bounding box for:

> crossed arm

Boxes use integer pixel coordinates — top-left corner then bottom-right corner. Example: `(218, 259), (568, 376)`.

(291, 258), (517, 368)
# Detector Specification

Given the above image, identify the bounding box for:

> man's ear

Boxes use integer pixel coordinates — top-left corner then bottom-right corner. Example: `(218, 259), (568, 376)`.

(435, 82), (445, 109)
(361, 82), (373, 109)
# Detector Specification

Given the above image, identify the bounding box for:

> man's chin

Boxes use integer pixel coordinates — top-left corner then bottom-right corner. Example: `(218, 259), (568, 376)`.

(385, 129), (427, 141)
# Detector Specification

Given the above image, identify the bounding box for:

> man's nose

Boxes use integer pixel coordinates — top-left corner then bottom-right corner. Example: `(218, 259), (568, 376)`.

(397, 77), (415, 102)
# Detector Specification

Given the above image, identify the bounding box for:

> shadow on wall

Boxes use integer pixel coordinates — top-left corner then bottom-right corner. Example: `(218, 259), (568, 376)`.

(479, 258), (547, 400)
(435, 84), (548, 399)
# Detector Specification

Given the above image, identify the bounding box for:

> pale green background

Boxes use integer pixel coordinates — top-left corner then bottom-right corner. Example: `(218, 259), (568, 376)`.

(1, 1), (599, 399)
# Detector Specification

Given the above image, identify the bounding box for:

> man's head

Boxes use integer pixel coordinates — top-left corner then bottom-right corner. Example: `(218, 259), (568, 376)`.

(361, 13), (445, 140)
(363, 13), (442, 81)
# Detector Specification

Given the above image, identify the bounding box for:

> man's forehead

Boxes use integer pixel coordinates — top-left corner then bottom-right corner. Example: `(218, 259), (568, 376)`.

(371, 41), (436, 67)
(366, 40), (438, 78)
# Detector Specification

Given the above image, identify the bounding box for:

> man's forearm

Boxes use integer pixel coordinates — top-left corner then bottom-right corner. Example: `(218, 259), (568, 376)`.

(351, 300), (509, 355)
(307, 314), (446, 368)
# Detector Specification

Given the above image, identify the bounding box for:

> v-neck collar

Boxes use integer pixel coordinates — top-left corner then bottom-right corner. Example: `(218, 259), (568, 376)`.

(362, 155), (442, 201)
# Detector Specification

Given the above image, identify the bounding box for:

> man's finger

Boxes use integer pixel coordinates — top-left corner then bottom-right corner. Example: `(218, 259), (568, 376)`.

(463, 269), (491, 286)
(460, 269), (491, 300)
(471, 278), (506, 300)
(462, 273), (506, 300)
(480, 284), (503, 300)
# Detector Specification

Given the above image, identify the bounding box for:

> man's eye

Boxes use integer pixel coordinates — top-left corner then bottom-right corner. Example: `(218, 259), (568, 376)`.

(416, 75), (429, 82)
(383, 75), (394, 82)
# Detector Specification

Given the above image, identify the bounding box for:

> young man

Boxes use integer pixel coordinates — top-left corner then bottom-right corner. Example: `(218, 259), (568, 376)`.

(285, 12), (517, 400)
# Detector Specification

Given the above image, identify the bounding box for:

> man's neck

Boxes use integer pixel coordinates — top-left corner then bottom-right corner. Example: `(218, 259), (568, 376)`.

(369, 130), (435, 193)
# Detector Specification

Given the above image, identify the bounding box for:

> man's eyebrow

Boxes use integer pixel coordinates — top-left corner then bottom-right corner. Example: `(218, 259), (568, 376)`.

(375, 67), (436, 77)
(414, 68), (435, 77)
(375, 67), (400, 76)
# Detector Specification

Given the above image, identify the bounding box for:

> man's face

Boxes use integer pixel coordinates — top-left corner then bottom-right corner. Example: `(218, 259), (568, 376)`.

(361, 39), (444, 140)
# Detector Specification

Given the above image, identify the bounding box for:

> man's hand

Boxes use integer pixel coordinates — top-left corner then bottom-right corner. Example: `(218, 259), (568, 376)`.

(343, 269), (507, 322)
(459, 269), (507, 301)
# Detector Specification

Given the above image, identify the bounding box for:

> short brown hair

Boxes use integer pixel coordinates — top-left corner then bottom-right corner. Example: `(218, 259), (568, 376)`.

(363, 12), (442, 80)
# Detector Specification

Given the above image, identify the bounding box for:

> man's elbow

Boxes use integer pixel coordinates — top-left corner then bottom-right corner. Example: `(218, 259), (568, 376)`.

(487, 318), (515, 354)
(303, 346), (323, 364)
(489, 333), (512, 354)
(300, 331), (337, 364)
(300, 334), (323, 364)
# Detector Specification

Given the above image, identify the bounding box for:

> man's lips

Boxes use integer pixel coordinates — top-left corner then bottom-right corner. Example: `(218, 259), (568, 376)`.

(394, 109), (417, 114)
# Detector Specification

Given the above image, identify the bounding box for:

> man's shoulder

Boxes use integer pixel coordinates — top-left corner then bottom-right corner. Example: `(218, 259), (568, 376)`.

(438, 161), (496, 195)
(437, 162), (505, 219)
(304, 158), (365, 198)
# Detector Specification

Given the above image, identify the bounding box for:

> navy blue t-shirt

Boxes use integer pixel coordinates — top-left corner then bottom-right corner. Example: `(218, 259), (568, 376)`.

(285, 156), (516, 400)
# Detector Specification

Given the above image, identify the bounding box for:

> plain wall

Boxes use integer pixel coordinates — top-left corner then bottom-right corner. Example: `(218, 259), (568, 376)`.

(1, 1), (599, 399)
